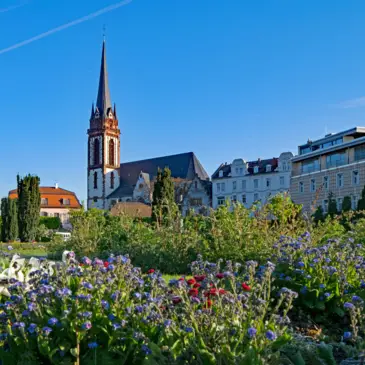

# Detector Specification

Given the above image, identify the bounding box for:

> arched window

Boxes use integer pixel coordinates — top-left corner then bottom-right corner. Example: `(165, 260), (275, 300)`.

(110, 172), (114, 189)
(93, 171), (98, 189)
(93, 139), (100, 165)
(109, 139), (115, 166)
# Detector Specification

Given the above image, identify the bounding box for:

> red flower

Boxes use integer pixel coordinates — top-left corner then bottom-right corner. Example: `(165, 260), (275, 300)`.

(193, 283), (201, 289)
(218, 288), (226, 295)
(79, 263), (84, 267)
(103, 261), (109, 268)
(194, 275), (206, 282)
(188, 288), (199, 297)
(178, 277), (185, 282)
(204, 300), (212, 309)
(216, 273), (224, 279)
(187, 278), (196, 286)
(241, 283), (251, 291)
(147, 269), (155, 274)
(172, 296), (182, 305)
(204, 288), (218, 297)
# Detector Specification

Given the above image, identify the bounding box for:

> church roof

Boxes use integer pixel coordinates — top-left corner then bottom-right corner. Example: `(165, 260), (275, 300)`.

(107, 152), (209, 199)
(96, 40), (112, 117)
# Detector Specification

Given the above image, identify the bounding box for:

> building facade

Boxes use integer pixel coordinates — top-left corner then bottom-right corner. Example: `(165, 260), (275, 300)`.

(290, 127), (365, 213)
(211, 153), (293, 209)
(9, 185), (81, 229)
(87, 41), (210, 211)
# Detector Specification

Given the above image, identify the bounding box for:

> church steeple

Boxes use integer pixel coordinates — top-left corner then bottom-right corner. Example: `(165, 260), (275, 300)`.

(96, 40), (112, 118)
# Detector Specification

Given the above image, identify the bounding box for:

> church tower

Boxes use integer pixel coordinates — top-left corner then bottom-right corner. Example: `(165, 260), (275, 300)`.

(87, 40), (120, 209)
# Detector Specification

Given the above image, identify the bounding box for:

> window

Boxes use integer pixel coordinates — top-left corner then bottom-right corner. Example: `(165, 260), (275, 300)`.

(231, 195), (237, 203)
(217, 183), (221, 193)
(93, 139), (100, 165)
(310, 179), (316, 192)
(108, 139), (115, 166)
(62, 199), (70, 206)
(323, 200), (328, 213)
(54, 213), (60, 218)
(194, 181), (198, 190)
(94, 171), (98, 189)
(301, 158), (320, 173)
(353, 170), (359, 185)
(352, 195), (358, 210)
(326, 152), (346, 168)
(41, 212), (48, 217)
(323, 176), (329, 190)
(337, 198), (343, 211)
(217, 197), (225, 206)
(254, 179), (259, 189)
(299, 182), (304, 193)
(337, 173), (344, 188)
(280, 176), (284, 186)
(190, 198), (202, 206)
(221, 183), (225, 192)
(239, 168), (243, 175)
(266, 164), (271, 172)
(233, 181), (237, 190)
(355, 145), (365, 162)
(242, 180), (246, 191)
(139, 183), (144, 189)
(242, 194), (246, 203)
(266, 178), (271, 188)
(254, 193), (259, 202)
(254, 166), (259, 174)
(282, 162), (287, 171)
(93, 197), (98, 203)
(110, 172), (115, 189)
(235, 168), (239, 174)
(219, 170), (223, 177)
(41, 198), (48, 205)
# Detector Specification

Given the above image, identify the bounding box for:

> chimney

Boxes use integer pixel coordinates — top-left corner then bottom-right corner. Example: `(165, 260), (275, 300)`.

(55, 183), (58, 189)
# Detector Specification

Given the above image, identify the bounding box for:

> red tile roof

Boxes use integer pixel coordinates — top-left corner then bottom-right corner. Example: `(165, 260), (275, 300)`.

(9, 186), (82, 209)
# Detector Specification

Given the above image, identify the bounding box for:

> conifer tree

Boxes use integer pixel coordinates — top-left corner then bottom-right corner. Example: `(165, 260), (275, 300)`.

(327, 192), (338, 217)
(17, 175), (41, 242)
(313, 205), (325, 223)
(342, 196), (352, 212)
(7, 199), (18, 242)
(357, 185), (365, 211)
(1, 198), (8, 242)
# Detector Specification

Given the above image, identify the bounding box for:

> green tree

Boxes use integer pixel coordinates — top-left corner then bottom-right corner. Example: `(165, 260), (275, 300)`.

(17, 174), (41, 242)
(357, 185), (365, 211)
(313, 205), (325, 223)
(7, 199), (18, 241)
(327, 192), (338, 217)
(39, 216), (61, 230)
(1, 198), (8, 242)
(342, 196), (352, 212)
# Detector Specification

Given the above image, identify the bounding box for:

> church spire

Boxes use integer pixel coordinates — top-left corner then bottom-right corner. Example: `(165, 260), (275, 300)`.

(96, 40), (112, 118)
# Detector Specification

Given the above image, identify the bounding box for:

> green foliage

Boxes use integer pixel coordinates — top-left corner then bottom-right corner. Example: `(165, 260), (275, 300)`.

(327, 192), (338, 217)
(313, 205), (325, 224)
(17, 174), (41, 242)
(357, 185), (365, 211)
(342, 196), (352, 212)
(0, 197), (18, 242)
(39, 216), (61, 230)
(1, 198), (8, 242)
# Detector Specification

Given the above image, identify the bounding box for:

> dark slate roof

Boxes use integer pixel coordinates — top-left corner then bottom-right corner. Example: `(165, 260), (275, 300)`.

(96, 41), (112, 117)
(212, 158), (279, 179)
(107, 152), (209, 199)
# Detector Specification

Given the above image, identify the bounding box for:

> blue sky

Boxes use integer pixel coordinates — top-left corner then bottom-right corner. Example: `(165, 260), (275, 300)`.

(2, 0), (365, 203)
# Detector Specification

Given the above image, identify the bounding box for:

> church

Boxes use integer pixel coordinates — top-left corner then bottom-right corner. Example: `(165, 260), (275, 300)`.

(87, 41), (211, 213)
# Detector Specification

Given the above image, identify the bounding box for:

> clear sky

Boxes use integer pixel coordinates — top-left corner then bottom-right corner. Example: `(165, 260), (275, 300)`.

(2, 0), (365, 203)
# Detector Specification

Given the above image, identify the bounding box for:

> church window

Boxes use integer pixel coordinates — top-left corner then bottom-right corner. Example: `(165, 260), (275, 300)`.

(94, 172), (98, 189)
(139, 183), (144, 189)
(110, 172), (115, 189)
(109, 139), (115, 166)
(93, 139), (100, 165)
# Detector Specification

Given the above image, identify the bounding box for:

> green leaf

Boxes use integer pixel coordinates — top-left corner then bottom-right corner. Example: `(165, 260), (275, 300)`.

(197, 349), (216, 365)
(70, 347), (79, 357)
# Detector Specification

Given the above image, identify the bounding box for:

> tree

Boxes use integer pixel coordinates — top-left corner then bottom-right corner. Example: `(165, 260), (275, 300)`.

(327, 192), (338, 217)
(313, 205), (325, 223)
(7, 199), (18, 241)
(1, 198), (8, 242)
(358, 185), (365, 211)
(342, 196), (352, 212)
(17, 174), (41, 242)
(39, 216), (61, 230)
(152, 167), (178, 225)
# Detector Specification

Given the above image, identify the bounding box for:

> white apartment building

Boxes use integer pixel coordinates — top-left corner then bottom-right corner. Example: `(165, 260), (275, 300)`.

(211, 152), (293, 209)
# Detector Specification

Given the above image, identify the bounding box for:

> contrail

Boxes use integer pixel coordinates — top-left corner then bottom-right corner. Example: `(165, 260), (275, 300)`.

(0, 1), (28, 13)
(0, 0), (133, 55)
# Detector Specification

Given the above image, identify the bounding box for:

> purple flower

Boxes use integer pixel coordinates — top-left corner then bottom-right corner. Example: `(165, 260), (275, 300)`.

(101, 300), (110, 310)
(82, 257), (92, 265)
(22, 310), (30, 317)
(48, 317), (58, 326)
(141, 344), (152, 356)
(265, 330), (277, 341)
(185, 327), (193, 333)
(344, 302), (355, 310)
(82, 282), (93, 290)
(164, 319), (172, 328)
(111, 291), (120, 301)
(108, 264), (115, 271)
(7, 246), (13, 251)
(82, 311), (92, 318)
(27, 323), (37, 334)
(247, 327), (257, 338)
(343, 331), (352, 340)
(82, 321), (92, 330)
(112, 323), (121, 330)
(42, 326), (52, 336)
(319, 284), (326, 289)
(352, 295), (363, 303)
(12, 322), (25, 330)
(88, 342), (98, 349)
(28, 302), (36, 312)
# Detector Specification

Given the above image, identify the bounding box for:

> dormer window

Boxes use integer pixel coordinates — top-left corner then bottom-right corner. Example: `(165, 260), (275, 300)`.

(219, 170), (223, 178)
(254, 166), (259, 174)
(62, 199), (70, 206)
(266, 164), (271, 172)
(41, 198), (48, 206)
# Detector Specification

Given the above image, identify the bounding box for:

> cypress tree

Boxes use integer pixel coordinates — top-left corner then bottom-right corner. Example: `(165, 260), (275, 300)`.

(7, 199), (18, 241)
(342, 196), (352, 212)
(357, 185), (365, 211)
(313, 205), (325, 223)
(1, 198), (8, 242)
(17, 175), (41, 242)
(152, 168), (163, 223)
(327, 192), (338, 217)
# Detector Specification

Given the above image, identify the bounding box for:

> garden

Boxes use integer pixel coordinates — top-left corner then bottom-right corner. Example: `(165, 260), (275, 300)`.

(1, 194), (365, 364)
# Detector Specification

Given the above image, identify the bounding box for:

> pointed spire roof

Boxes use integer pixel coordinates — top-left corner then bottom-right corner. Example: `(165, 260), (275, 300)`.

(96, 40), (112, 117)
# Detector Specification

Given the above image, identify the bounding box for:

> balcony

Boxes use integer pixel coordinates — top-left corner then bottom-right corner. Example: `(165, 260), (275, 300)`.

(301, 166), (320, 174)
(326, 159), (347, 169)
